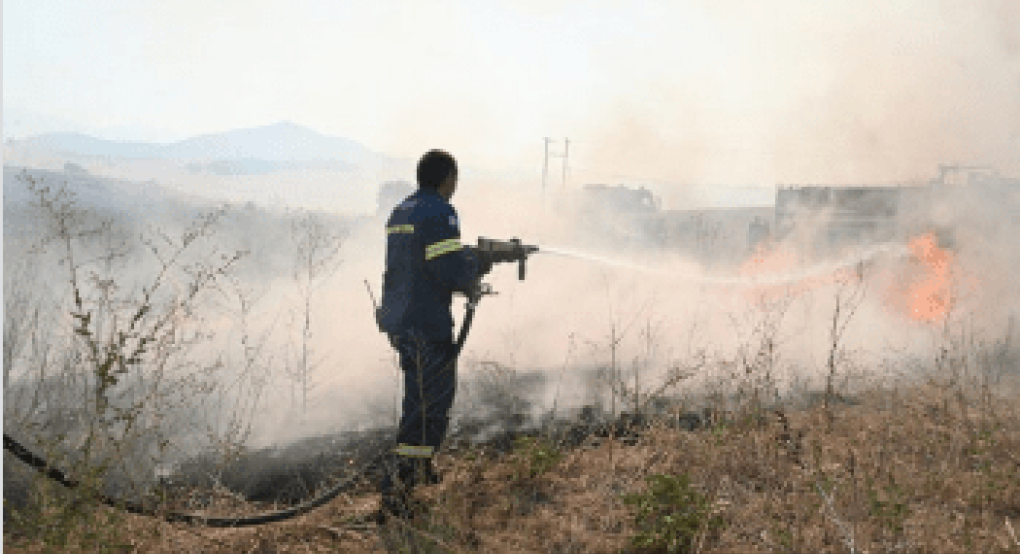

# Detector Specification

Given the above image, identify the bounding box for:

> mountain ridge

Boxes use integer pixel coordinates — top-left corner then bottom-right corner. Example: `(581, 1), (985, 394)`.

(8, 121), (390, 165)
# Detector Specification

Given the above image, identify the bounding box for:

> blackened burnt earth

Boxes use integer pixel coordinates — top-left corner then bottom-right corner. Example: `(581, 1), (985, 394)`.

(162, 396), (710, 506)
(165, 428), (395, 505)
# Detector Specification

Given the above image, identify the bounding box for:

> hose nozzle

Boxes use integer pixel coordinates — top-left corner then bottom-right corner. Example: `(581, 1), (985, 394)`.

(476, 237), (539, 280)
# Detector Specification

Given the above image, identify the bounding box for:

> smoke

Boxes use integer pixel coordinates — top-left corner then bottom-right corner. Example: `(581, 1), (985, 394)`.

(239, 148), (1019, 449)
(8, 164), (1016, 461)
(13, 0), (1020, 453)
(931, 177), (1020, 329)
(563, 0), (1020, 189)
(157, 0), (1020, 448)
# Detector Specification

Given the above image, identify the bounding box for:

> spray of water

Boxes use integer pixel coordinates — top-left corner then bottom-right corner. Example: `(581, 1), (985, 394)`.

(539, 246), (659, 275)
(538, 242), (912, 288)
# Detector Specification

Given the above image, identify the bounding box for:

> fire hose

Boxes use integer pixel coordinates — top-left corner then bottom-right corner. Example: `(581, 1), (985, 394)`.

(3, 237), (538, 528)
(3, 432), (373, 527)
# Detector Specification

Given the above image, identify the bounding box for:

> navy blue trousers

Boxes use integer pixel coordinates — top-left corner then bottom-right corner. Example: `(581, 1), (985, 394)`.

(380, 332), (457, 501)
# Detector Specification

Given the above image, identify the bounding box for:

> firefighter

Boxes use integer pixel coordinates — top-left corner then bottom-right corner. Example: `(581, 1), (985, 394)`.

(373, 149), (490, 521)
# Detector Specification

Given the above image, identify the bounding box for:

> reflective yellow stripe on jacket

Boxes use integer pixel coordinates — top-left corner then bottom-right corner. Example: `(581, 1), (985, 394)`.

(393, 444), (434, 458)
(387, 224), (415, 234)
(424, 238), (462, 261)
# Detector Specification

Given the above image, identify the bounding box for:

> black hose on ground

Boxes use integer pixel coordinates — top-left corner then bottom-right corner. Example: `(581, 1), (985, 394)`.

(3, 301), (481, 527)
(3, 432), (385, 527)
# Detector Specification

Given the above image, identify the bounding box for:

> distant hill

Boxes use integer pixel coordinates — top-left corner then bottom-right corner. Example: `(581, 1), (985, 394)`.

(3, 165), (209, 216)
(164, 121), (377, 162)
(11, 133), (159, 159)
(6, 122), (396, 173)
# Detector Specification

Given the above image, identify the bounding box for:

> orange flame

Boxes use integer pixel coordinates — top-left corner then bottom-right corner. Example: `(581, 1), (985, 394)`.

(738, 233), (965, 325)
(884, 233), (954, 323)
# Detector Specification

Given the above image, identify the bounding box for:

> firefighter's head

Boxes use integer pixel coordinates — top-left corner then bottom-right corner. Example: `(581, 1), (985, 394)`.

(417, 149), (458, 201)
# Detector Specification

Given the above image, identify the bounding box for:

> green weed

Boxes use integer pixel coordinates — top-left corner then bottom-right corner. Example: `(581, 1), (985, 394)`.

(866, 478), (912, 536)
(623, 473), (724, 553)
(512, 435), (563, 481)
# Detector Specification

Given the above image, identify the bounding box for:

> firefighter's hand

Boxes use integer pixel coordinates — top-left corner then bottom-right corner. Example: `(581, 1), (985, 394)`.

(466, 281), (482, 305)
(466, 246), (494, 277)
(466, 280), (494, 305)
(478, 257), (494, 277)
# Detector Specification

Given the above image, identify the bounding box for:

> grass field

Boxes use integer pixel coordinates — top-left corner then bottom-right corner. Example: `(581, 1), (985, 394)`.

(5, 171), (1019, 553)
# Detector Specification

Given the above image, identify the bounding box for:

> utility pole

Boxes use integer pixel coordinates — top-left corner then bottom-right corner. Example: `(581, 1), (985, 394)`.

(542, 137), (570, 196)
(542, 137), (552, 195)
(562, 138), (570, 189)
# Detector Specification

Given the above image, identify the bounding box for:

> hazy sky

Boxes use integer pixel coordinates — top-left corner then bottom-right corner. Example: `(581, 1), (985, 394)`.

(5, 0), (1019, 185)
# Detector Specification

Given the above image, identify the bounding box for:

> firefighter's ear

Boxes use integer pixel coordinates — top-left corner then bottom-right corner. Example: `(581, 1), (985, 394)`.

(439, 171), (457, 200)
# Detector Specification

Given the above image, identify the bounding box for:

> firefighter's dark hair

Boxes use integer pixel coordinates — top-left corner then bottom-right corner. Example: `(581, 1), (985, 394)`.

(417, 149), (457, 190)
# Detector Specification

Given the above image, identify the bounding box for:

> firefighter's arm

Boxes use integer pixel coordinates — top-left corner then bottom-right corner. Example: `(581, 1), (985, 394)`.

(419, 208), (481, 293)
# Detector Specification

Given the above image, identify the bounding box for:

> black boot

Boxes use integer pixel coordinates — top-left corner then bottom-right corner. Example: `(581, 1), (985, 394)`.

(424, 459), (443, 485)
(377, 456), (424, 521)
(379, 489), (414, 521)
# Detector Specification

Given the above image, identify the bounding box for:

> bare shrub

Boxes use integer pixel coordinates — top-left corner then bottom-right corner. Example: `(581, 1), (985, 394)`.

(3, 172), (261, 546)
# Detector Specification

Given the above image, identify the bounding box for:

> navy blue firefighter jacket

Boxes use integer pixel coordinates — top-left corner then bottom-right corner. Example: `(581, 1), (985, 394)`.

(378, 188), (481, 343)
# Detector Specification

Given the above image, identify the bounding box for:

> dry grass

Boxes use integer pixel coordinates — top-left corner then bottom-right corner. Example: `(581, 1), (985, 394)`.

(8, 166), (1018, 553)
(6, 372), (1019, 554)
